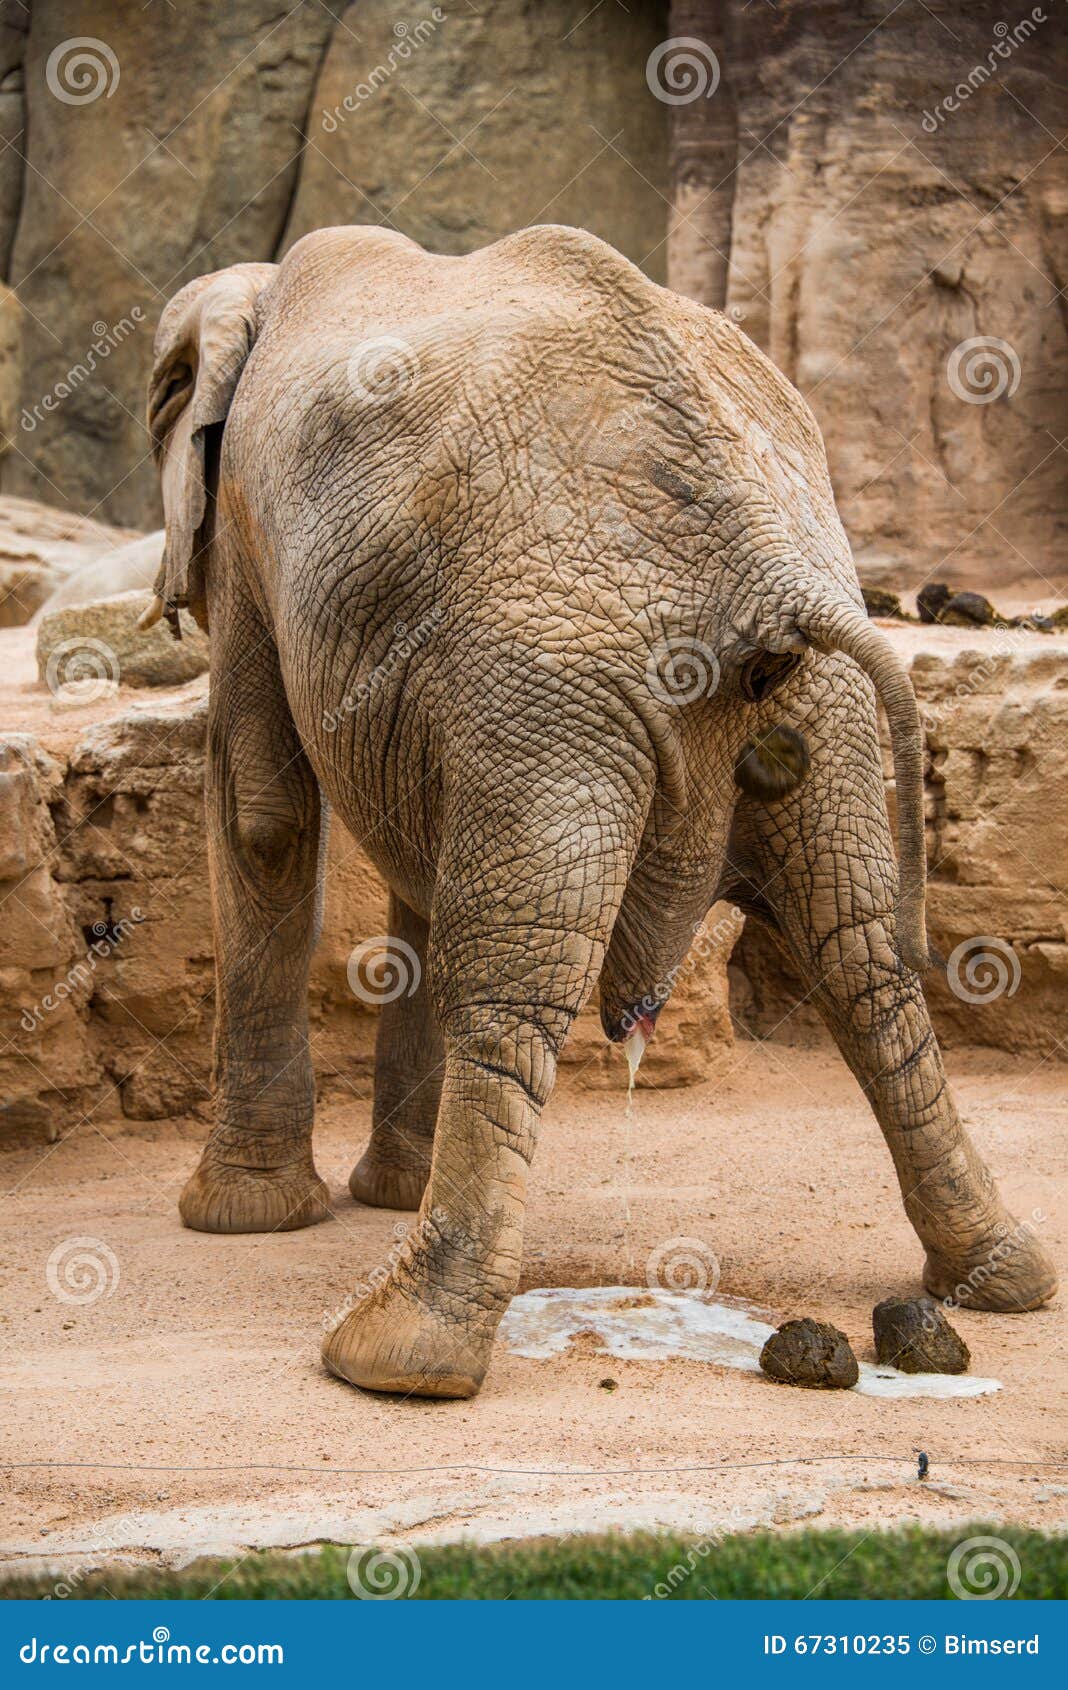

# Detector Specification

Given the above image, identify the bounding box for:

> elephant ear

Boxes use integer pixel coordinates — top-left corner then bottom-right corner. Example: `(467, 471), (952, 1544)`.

(144, 263), (276, 636)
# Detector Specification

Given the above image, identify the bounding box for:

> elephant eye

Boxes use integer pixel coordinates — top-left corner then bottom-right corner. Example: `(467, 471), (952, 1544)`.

(739, 650), (801, 703)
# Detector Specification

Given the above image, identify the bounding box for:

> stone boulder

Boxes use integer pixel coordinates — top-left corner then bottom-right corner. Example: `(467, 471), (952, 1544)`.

(0, 495), (141, 627)
(36, 590), (208, 693)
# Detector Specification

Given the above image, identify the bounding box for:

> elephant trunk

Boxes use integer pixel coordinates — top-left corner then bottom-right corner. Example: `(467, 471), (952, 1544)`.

(802, 596), (930, 975)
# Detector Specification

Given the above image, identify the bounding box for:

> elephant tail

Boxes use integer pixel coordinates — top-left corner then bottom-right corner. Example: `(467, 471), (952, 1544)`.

(802, 594), (931, 976)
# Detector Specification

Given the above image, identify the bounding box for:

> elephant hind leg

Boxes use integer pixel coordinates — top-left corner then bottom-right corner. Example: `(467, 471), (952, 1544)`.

(180, 598), (329, 1235)
(730, 781), (1056, 1313)
(349, 893), (443, 1211)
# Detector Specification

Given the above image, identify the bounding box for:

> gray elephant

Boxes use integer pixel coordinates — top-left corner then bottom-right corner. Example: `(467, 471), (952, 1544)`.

(145, 223), (1055, 1399)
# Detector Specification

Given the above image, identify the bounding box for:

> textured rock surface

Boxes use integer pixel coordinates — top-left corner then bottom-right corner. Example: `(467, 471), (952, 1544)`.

(283, 1), (669, 272)
(0, 496), (140, 627)
(759, 1318), (860, 1390)
(0, 0), (1062, 604)
(36, 590), (207, 690)
(3, 0), (335, 526)
(872, 1295), (970, 1375)
(714, 0), (1067, 595)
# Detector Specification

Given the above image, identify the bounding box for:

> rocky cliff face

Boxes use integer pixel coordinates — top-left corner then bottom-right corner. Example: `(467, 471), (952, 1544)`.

(0, 1), (1061, 604)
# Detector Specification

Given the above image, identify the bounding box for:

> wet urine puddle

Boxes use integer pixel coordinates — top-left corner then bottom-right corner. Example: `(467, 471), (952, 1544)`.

(500, 1286), (1000, 1400)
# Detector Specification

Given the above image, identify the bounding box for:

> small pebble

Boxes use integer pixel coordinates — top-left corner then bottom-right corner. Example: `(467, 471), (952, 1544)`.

(872, 1296), (970, 1375)
(759, 1318), (859, 1390)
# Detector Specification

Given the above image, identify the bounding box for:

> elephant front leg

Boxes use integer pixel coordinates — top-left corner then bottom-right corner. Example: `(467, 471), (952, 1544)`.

(734, 734), (1056, 1311)
(323, 754), (630, 1397)
(325, 1010), (546, 1397)
(180, 628), (328, 1235)
(349, 894), (443, 1211)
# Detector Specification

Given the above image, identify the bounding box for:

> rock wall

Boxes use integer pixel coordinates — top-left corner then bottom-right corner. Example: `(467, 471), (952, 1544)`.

(0, 0), (669, 528)
(0, 1), (1062, 600)
(671, 0), (1068, 596)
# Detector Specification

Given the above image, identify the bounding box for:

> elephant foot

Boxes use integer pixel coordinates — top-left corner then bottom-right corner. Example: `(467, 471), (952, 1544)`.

(179, 1151), (330, 1234)
(348, 1145), (429, 1212)
(322, 1274), (491, 1399)
(923, 1228), (1057, 1313)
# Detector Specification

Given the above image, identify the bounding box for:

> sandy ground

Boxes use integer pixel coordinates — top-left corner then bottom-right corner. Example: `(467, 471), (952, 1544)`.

(0, 1042), (1064, 1579)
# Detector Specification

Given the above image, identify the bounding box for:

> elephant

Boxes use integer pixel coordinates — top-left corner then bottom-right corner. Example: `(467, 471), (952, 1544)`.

(144, 222), (1056, 1400)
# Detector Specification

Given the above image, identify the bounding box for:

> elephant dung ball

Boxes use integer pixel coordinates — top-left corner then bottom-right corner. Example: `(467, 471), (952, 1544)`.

(872, 1296), (970, 1375)
(862, 586), (907, 620)
(734, 725), (811, 801)
(937, 591), (999, 628)
(758, 1318), (859, 1389)
(916, 582), (952, 624)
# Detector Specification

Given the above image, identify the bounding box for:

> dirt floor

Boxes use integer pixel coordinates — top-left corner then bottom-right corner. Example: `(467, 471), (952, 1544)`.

(0, 1043), (1064, 1578)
